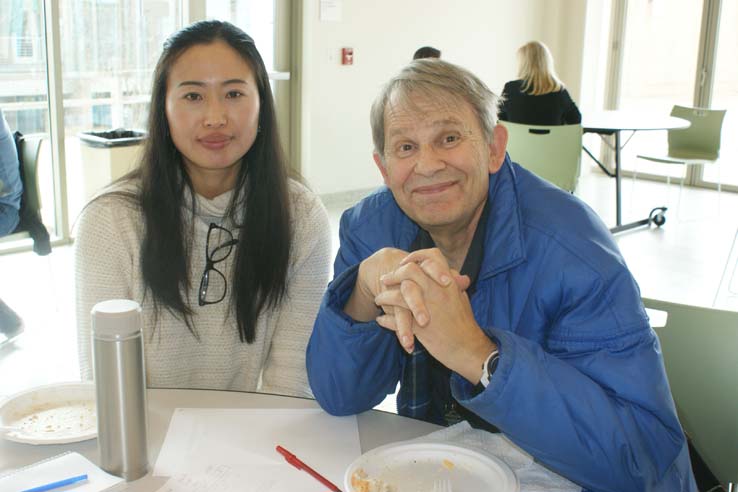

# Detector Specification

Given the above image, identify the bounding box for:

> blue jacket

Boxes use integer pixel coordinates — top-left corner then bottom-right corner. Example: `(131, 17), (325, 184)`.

(307, 157), (696, 492)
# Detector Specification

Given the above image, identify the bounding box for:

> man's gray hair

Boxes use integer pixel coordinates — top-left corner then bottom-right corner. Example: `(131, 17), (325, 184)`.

(370, 59), (500, 158)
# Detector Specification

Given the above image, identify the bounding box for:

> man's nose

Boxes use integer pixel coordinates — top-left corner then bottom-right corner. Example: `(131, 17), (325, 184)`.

(413, 144), (446, 176)
(204, 99), (227, 128)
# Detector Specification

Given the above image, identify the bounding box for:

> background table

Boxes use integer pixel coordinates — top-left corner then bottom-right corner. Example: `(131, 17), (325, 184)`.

(582, 110), (690, 234)
(0, 389), (441, 491)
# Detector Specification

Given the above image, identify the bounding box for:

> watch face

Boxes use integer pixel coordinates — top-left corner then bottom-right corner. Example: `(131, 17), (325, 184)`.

(487, 352), (500, 375)
(481, 351), (499, 388)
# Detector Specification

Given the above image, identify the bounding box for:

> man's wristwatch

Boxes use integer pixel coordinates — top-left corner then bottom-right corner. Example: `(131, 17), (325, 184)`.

(479, 349), (500, 388)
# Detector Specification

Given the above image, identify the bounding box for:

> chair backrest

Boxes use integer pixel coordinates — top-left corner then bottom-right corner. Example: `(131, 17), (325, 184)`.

(668, 105), (726, 160)
(502, 122), (582, 192)
(19, 136), (43, 214)
(642, 297), (738, 486)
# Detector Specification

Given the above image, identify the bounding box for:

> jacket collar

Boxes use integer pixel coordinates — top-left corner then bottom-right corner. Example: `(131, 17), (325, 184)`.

(478, 154), (526, 279)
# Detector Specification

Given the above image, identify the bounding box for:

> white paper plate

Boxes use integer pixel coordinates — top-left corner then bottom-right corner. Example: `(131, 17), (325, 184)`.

(344, 442), (519, 492)
(0, 382), (97, 445)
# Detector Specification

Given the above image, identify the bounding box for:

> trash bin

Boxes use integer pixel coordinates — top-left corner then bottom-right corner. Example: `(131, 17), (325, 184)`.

(78, 129), (146, 200)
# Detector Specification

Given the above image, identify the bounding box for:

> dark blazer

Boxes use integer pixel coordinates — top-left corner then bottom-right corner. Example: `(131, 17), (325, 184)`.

(498, 79), (581, 125)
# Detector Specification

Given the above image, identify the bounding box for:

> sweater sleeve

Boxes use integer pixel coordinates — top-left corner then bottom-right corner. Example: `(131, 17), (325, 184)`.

(74, 196), (137, 380)
(259, 190), (332, 398)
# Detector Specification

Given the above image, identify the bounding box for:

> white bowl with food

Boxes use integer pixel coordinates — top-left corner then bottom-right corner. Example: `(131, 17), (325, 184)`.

(344, 441), (519, 492)
(0, 382), (97, 445)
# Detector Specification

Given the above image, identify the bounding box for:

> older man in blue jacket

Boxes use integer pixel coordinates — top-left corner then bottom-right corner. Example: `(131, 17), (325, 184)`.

(306, 59), (696, 491)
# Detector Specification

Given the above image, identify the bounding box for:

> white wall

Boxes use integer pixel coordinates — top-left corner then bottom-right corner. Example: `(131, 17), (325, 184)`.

(300, 0), (588, 195)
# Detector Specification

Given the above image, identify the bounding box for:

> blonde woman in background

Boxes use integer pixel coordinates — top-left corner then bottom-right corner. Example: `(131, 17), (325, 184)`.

(498, 41), (581, 125)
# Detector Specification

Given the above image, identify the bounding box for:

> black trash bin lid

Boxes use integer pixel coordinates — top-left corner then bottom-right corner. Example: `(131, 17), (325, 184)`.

(78, 128), (146, 148)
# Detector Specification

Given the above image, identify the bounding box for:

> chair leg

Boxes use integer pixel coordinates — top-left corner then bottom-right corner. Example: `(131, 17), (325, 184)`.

(717, 162), (722, 218)
(630, 163), (638, 215)
(713, 228), (738, 306)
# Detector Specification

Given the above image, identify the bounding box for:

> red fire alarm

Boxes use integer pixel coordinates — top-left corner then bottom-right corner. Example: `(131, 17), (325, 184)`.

(341, 47), (354, 65)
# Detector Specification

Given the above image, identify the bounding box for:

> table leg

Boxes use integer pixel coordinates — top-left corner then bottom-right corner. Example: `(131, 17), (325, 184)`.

(608, 130), (668, 234)
(615, 131), (622, 227)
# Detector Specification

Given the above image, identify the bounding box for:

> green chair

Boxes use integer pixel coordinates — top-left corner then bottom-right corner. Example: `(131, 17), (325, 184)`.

(503, 122), (582, 192)
(637, 106), (727, 218)
(642, 297), (738, 489)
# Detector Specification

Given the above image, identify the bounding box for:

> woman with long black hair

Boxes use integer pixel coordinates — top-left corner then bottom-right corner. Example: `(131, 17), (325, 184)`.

(75, 20), (331, 396)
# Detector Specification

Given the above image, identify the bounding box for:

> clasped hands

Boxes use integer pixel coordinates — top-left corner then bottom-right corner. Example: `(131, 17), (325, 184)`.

(344, 247), (496, 384)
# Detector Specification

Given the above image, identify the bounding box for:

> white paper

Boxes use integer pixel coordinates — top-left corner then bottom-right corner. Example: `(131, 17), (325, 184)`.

(154, 464), (283, 492)
(154, 408), (360, 491)
(319, 0), (342, 21)
(0, 451), (125, 492)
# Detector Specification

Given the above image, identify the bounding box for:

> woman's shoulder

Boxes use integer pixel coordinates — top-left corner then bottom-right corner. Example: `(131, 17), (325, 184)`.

(76, 179), (142, 230)
(286, 178), (330, 254)
(288, 177), (320, 206)
(503, 79), (524, 91)
(287, 178), (328, 221)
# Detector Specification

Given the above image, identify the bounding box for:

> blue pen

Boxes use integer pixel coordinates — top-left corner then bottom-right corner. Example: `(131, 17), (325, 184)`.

(21, 474), (89, 492)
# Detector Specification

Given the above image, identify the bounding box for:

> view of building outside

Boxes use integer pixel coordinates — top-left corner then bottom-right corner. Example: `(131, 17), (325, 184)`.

(0, 1), (181, 229)
(1, 0), (180, 134)
(0, 0), (48, 135)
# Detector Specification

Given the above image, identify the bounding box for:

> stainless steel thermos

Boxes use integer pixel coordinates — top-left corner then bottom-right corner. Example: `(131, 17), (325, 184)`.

(91, 299), (149, 481)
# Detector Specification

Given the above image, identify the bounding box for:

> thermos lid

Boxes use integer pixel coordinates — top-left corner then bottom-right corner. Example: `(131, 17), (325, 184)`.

(91, 299), (142, 339)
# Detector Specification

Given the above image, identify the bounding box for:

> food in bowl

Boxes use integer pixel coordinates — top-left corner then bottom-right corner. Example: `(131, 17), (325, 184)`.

(350, 468), (396, 492)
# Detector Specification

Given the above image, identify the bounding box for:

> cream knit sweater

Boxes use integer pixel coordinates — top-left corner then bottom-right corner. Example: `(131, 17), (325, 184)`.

(75, 179), (331, 397)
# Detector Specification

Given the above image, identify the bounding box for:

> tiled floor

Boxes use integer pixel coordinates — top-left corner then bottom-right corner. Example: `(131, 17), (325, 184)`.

(1, 163), (737, 400)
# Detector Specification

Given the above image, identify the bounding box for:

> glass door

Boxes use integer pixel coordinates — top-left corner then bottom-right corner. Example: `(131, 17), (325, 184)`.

(699, 0), (737, 189)
(617, 0), (703, 181)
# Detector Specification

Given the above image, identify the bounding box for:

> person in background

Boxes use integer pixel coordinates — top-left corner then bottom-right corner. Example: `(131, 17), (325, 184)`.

(306, 59), (696, 491)
(498, 40), (581, 125)
(0, 108), (25, 344)
(75, 20), (331, 396)
(413, 46), (441, 60)
(0, 108), (22, 236)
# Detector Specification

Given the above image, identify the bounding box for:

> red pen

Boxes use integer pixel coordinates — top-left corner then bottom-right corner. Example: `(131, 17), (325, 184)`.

(276, 445), (343, 492)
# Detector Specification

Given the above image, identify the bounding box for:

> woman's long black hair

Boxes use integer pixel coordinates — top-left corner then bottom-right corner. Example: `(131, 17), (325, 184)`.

(135, 20), (291, 343)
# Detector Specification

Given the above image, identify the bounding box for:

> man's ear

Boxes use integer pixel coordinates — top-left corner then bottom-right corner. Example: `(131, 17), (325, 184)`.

(373, 152), (389, 184)
(487, 124), (509, 174)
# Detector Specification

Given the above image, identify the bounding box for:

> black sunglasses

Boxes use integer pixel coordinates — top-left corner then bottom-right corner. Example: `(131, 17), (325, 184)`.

(198, 223), (239, 306)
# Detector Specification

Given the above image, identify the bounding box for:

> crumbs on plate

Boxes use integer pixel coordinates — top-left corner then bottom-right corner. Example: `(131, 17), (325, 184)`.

(11, 400), (95, 438)
(350, 468), (396, 492)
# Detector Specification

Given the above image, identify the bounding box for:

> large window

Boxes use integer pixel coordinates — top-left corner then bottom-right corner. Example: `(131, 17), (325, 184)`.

(593, 0), (737, 192)
(0, 0), (289, 248)
(58, 0), (181, 221)
(618, 0), (703, 180)
(207, 0), (275, 71)
(0, 0), (54, 235)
